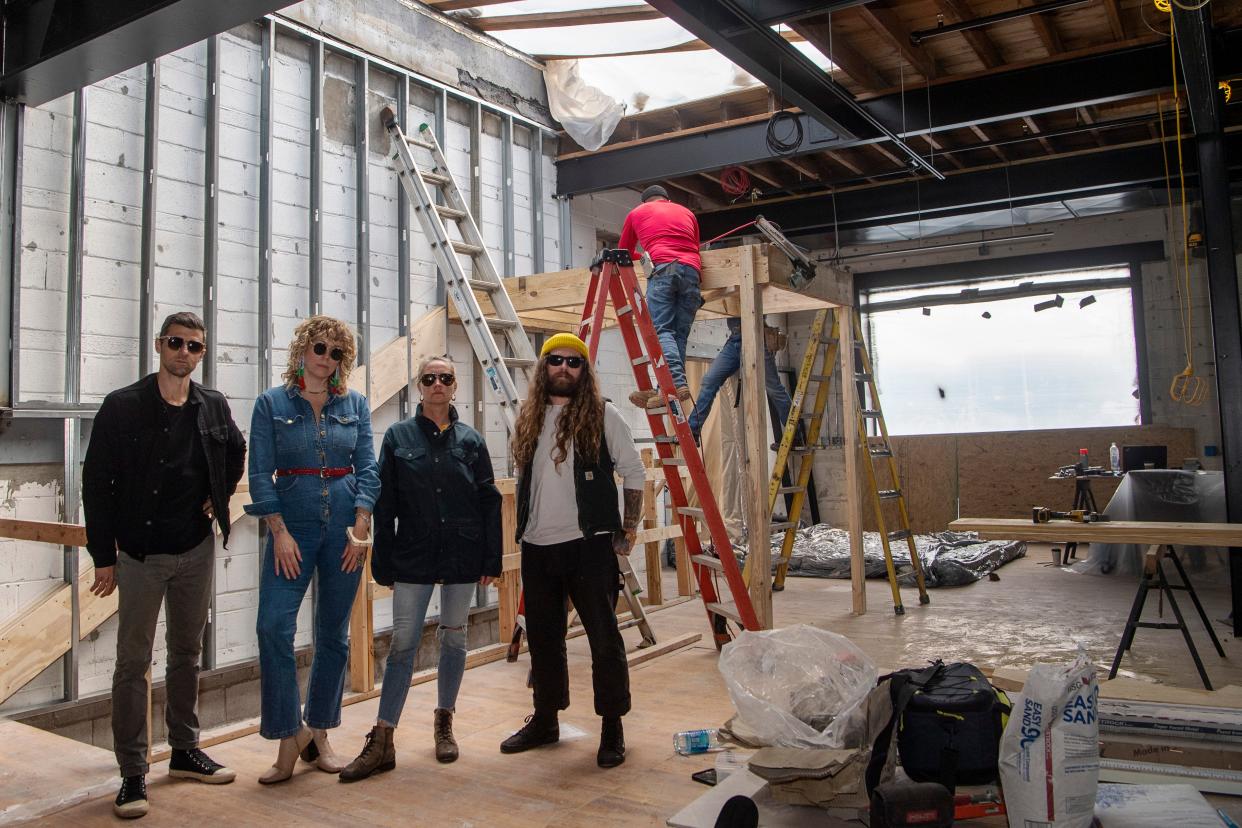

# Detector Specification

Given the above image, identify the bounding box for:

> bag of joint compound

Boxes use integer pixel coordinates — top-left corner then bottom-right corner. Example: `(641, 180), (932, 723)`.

(999, 647), (1099, 828)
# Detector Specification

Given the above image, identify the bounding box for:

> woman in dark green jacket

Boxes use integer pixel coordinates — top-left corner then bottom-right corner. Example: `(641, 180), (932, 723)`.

(340, 356), (502, 781)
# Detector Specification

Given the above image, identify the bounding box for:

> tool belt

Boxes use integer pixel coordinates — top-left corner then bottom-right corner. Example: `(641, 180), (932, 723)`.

(275, 466), (353, 478)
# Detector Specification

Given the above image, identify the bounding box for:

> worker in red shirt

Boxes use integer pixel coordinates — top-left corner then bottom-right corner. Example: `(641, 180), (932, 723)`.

(617, 185), (702, 408)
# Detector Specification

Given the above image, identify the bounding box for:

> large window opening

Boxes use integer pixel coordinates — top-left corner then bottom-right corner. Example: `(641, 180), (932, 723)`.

(862, 265), (1141, 435)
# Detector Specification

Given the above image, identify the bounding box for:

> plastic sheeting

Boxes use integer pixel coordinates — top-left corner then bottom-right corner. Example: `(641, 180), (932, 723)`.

(735, 526), (1026, 588)
(543, 60), (625, 151)
(1077, 470), (1226, 577)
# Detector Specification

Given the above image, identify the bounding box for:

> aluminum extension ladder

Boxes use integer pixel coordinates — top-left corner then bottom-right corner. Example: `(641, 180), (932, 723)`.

(580, 249), (761, 648)
(380, 107), (537, 433)
(765, 308), (930, 614)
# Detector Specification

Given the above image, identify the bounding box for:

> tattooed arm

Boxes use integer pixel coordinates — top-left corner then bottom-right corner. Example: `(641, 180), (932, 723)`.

(613, 488), (644, 556)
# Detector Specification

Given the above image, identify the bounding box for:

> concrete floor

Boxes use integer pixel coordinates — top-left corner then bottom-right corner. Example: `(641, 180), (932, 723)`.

(33, 541), (1242, 826)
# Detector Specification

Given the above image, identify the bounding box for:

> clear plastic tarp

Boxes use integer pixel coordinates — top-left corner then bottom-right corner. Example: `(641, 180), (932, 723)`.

(1077, 470), (1226, 577)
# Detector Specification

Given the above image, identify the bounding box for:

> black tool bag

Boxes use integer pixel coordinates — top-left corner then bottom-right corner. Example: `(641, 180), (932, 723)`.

(869, 781), (954, 828)
(865, 660), (1010, 794)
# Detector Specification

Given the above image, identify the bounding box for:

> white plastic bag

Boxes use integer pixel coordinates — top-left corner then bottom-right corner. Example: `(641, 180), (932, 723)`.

(543, 60), (624, 152)
(999, 646), (1099, 828)
(717, 625), (878, 749)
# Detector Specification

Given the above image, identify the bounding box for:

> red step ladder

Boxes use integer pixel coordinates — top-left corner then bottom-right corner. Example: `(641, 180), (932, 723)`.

(579, 249), (760, 648)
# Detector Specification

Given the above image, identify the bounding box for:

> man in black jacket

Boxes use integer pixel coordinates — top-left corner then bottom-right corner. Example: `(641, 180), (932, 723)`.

(82, 311), (246, 819)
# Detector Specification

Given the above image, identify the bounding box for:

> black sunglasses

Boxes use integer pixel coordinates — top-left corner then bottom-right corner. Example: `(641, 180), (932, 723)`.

(312, 342), (345, 362)
(545, 355), (585, 368)
(420, 372), (456, 387)
(159, 335), (205, 354)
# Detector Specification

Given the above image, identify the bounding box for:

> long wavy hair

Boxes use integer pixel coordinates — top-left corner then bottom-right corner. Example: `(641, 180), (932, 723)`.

(282, 315), (358, 393)
(512, 354), (605, 469)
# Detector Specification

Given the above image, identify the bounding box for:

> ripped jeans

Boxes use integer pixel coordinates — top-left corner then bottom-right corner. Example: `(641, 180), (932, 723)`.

(377, 581), (475, 725)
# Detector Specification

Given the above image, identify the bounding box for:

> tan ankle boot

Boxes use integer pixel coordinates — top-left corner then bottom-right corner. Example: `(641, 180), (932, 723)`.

(434, 708), (459, 764)
(309, 727), (347, 773)
(258, 727), (313, 785)
(339, 725), (396, 783)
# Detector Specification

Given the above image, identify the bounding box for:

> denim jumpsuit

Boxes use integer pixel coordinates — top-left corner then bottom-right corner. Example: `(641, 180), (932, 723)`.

(245, 385), (380, 739)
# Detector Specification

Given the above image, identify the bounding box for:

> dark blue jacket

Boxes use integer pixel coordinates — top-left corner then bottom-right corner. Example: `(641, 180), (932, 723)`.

(371, 405), (502, 585)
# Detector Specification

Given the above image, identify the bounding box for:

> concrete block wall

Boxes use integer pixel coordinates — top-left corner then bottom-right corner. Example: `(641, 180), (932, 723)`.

(0, 11), (569, 714)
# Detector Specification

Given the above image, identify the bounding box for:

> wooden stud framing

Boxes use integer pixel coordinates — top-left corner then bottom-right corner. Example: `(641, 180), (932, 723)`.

(739, 246), (772, 629)
(841, 305), (865, 615)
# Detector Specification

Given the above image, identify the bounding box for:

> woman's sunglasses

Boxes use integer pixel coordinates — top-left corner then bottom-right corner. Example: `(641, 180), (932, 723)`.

(158, 335), (205, 354)
(420, 373), (456, 386)
(545, 355), (585, 368)
(312, 342), (345, 362)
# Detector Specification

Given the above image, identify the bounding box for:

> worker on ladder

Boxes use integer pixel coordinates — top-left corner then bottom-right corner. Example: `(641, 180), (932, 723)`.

(618, 184), (702, 410)
(687, 316), (795, 446)
(500, 334), (646, 768)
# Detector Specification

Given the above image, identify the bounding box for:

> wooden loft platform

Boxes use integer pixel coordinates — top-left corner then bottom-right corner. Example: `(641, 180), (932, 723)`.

(450, 243), (853, 333)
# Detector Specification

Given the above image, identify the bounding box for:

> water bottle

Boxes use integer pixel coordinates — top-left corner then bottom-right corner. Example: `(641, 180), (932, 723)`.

(673, 728), (723, 755)
(1110, 442), (1121, 473)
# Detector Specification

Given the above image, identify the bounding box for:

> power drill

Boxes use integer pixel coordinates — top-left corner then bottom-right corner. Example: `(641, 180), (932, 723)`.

(1032, 506), (1109, 524)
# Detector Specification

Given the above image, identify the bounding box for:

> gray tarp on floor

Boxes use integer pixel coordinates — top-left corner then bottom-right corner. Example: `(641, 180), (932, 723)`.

(736, 526), (1026, 588)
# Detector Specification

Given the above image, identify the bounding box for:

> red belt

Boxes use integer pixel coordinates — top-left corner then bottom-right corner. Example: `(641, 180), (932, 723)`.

(275, 466), (353, 479)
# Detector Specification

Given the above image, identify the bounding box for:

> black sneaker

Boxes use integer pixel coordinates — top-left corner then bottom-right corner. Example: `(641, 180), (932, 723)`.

(499, 714), (559, 754)
(113, 775), (148, 819)
(597, 717), (626, 768)
(168, 748), (237, 784)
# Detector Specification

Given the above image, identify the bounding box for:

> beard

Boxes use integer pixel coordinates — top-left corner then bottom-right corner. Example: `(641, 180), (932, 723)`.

(163, 360), (194, 378)
(546, 372), (579, 397)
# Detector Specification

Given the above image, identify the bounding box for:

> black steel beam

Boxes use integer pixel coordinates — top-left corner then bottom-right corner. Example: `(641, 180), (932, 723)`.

(733, 0), (871, 28)
(646, 0), (942, 179)
(1, 0), (297, 107)
(696, 135), (1242, 238)
(1173, 5), (1242, 635)
(556, 30), (1242, 196)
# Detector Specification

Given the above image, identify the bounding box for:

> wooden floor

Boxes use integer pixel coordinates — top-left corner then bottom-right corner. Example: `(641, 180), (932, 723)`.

(26, 544), (1242, 826)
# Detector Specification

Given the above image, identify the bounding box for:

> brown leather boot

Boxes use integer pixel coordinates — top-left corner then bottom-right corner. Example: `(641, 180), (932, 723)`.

(338, 725), (395, 783)
(434, 708), (459, 764)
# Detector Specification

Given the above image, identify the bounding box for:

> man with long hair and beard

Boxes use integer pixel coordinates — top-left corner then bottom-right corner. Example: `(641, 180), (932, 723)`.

(500, 333), (646, 768)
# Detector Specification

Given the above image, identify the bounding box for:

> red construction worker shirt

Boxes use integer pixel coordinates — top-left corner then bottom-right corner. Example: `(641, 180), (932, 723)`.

(618, 199), (702, 271)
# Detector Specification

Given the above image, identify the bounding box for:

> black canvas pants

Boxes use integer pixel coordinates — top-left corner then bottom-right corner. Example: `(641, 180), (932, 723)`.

(521, 533), (631, 718)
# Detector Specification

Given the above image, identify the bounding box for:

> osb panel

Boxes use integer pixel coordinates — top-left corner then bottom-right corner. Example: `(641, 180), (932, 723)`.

(956, 425), (1197, 520)
(885, 436), (958, 533)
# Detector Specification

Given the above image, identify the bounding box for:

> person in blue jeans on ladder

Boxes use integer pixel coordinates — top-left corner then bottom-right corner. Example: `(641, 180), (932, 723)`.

(618, 184), (702, 409)
(688, 317), (794, 445)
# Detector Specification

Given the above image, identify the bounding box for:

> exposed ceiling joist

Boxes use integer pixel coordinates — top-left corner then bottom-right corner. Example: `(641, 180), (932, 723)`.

(932, 0), (1005, 69)
(855, 1), (939, 79)
(790, 18), (889, 91)
(429, 0), (521, 11)
(643, 0), (943, 179)
(695, 133), (1242, 238)
(1023, 0), (1065, 54)
(470, 6), (664, 31)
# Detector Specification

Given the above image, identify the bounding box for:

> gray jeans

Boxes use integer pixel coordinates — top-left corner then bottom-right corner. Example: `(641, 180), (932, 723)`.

(113, 535), (214, 777)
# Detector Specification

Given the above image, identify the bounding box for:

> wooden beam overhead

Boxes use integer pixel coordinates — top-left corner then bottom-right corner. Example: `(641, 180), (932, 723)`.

(470, 6), (664, 31)
(869, 141), (908, 170)
(922, 133), (965, 169)
(668, 175), (726, 208)
(1022, 115), (1056, 154)
(1102, 0), (1126, 40)
(932, 0), (1004, 69)
(970, 123), (1009, 162)
(1022, 0), (1064, 55)
(855, 2), (938, 80)
(826, 149), (867, 177)
(535, 30), (806, 62)
(790, 18), (888, 92)
(780, 156), (820, 180)
(741, 164), (784, 190)
(429, 0), (522, 11)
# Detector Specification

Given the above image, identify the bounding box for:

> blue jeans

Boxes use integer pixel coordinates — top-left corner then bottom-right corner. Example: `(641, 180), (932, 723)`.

(688, 322), (792, 434)
(377, 582), (475, 725)
(645, 262), (701, 389)
(256, 521), (361, 739)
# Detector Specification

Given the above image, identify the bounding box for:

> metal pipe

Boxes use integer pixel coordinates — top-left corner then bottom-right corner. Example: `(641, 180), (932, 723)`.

(202, 36), (219, 390)
(911, 0), (1093, 45)
(355, 57), (371, 401)
(398, 76), (411, 421)
(502, 115), (515, 277)
(531, 129), (544, 273)
(139, 59), (160, 378)
(3, 103), (24, 407)
(65, 90), (86, 407)
(310, 38), (324, 317)
(258, 19), (274, 392)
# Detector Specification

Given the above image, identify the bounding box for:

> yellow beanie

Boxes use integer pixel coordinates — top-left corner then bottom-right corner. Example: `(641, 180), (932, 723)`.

(540, 332), (590, 360)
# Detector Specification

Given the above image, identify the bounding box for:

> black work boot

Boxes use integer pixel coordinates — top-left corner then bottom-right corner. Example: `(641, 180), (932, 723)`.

(434, 708), (459, 764)
(338, 725), (396, 782)
(499, 713), (559, 754)
(113, 774), (148, 819)
(597, 717), (626, 768)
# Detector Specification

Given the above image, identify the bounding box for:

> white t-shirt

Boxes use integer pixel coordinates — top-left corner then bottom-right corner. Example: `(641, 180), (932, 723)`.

(521, 402), (646, 546)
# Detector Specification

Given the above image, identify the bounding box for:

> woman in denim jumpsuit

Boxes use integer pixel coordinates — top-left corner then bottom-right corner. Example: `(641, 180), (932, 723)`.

(244, 316), (380, 784)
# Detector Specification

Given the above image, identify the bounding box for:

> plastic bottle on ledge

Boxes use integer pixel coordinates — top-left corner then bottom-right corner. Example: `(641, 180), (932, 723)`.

(674, 728), (723, 755)
(1110, 442), (1121, 474)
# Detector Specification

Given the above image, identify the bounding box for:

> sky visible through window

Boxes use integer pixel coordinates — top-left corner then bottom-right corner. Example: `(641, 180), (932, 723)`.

(865, 267), (1140, 435)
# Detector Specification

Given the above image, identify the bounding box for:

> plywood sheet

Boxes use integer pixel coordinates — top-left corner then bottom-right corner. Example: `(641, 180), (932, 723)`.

(948, 518), (1242, 546)
(0, 720), (115, 824)
(887, 435), (958, 533)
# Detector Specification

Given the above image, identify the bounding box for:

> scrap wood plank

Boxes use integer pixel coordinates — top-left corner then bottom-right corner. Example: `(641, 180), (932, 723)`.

(990, 665), (1242, 707)
(627, 632), (700, 667)
(950, 518), (1242, 547)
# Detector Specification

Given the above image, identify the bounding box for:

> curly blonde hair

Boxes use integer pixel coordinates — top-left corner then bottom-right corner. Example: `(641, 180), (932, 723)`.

(512, 354), (604, 470)
(282, 315), (358, 393)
